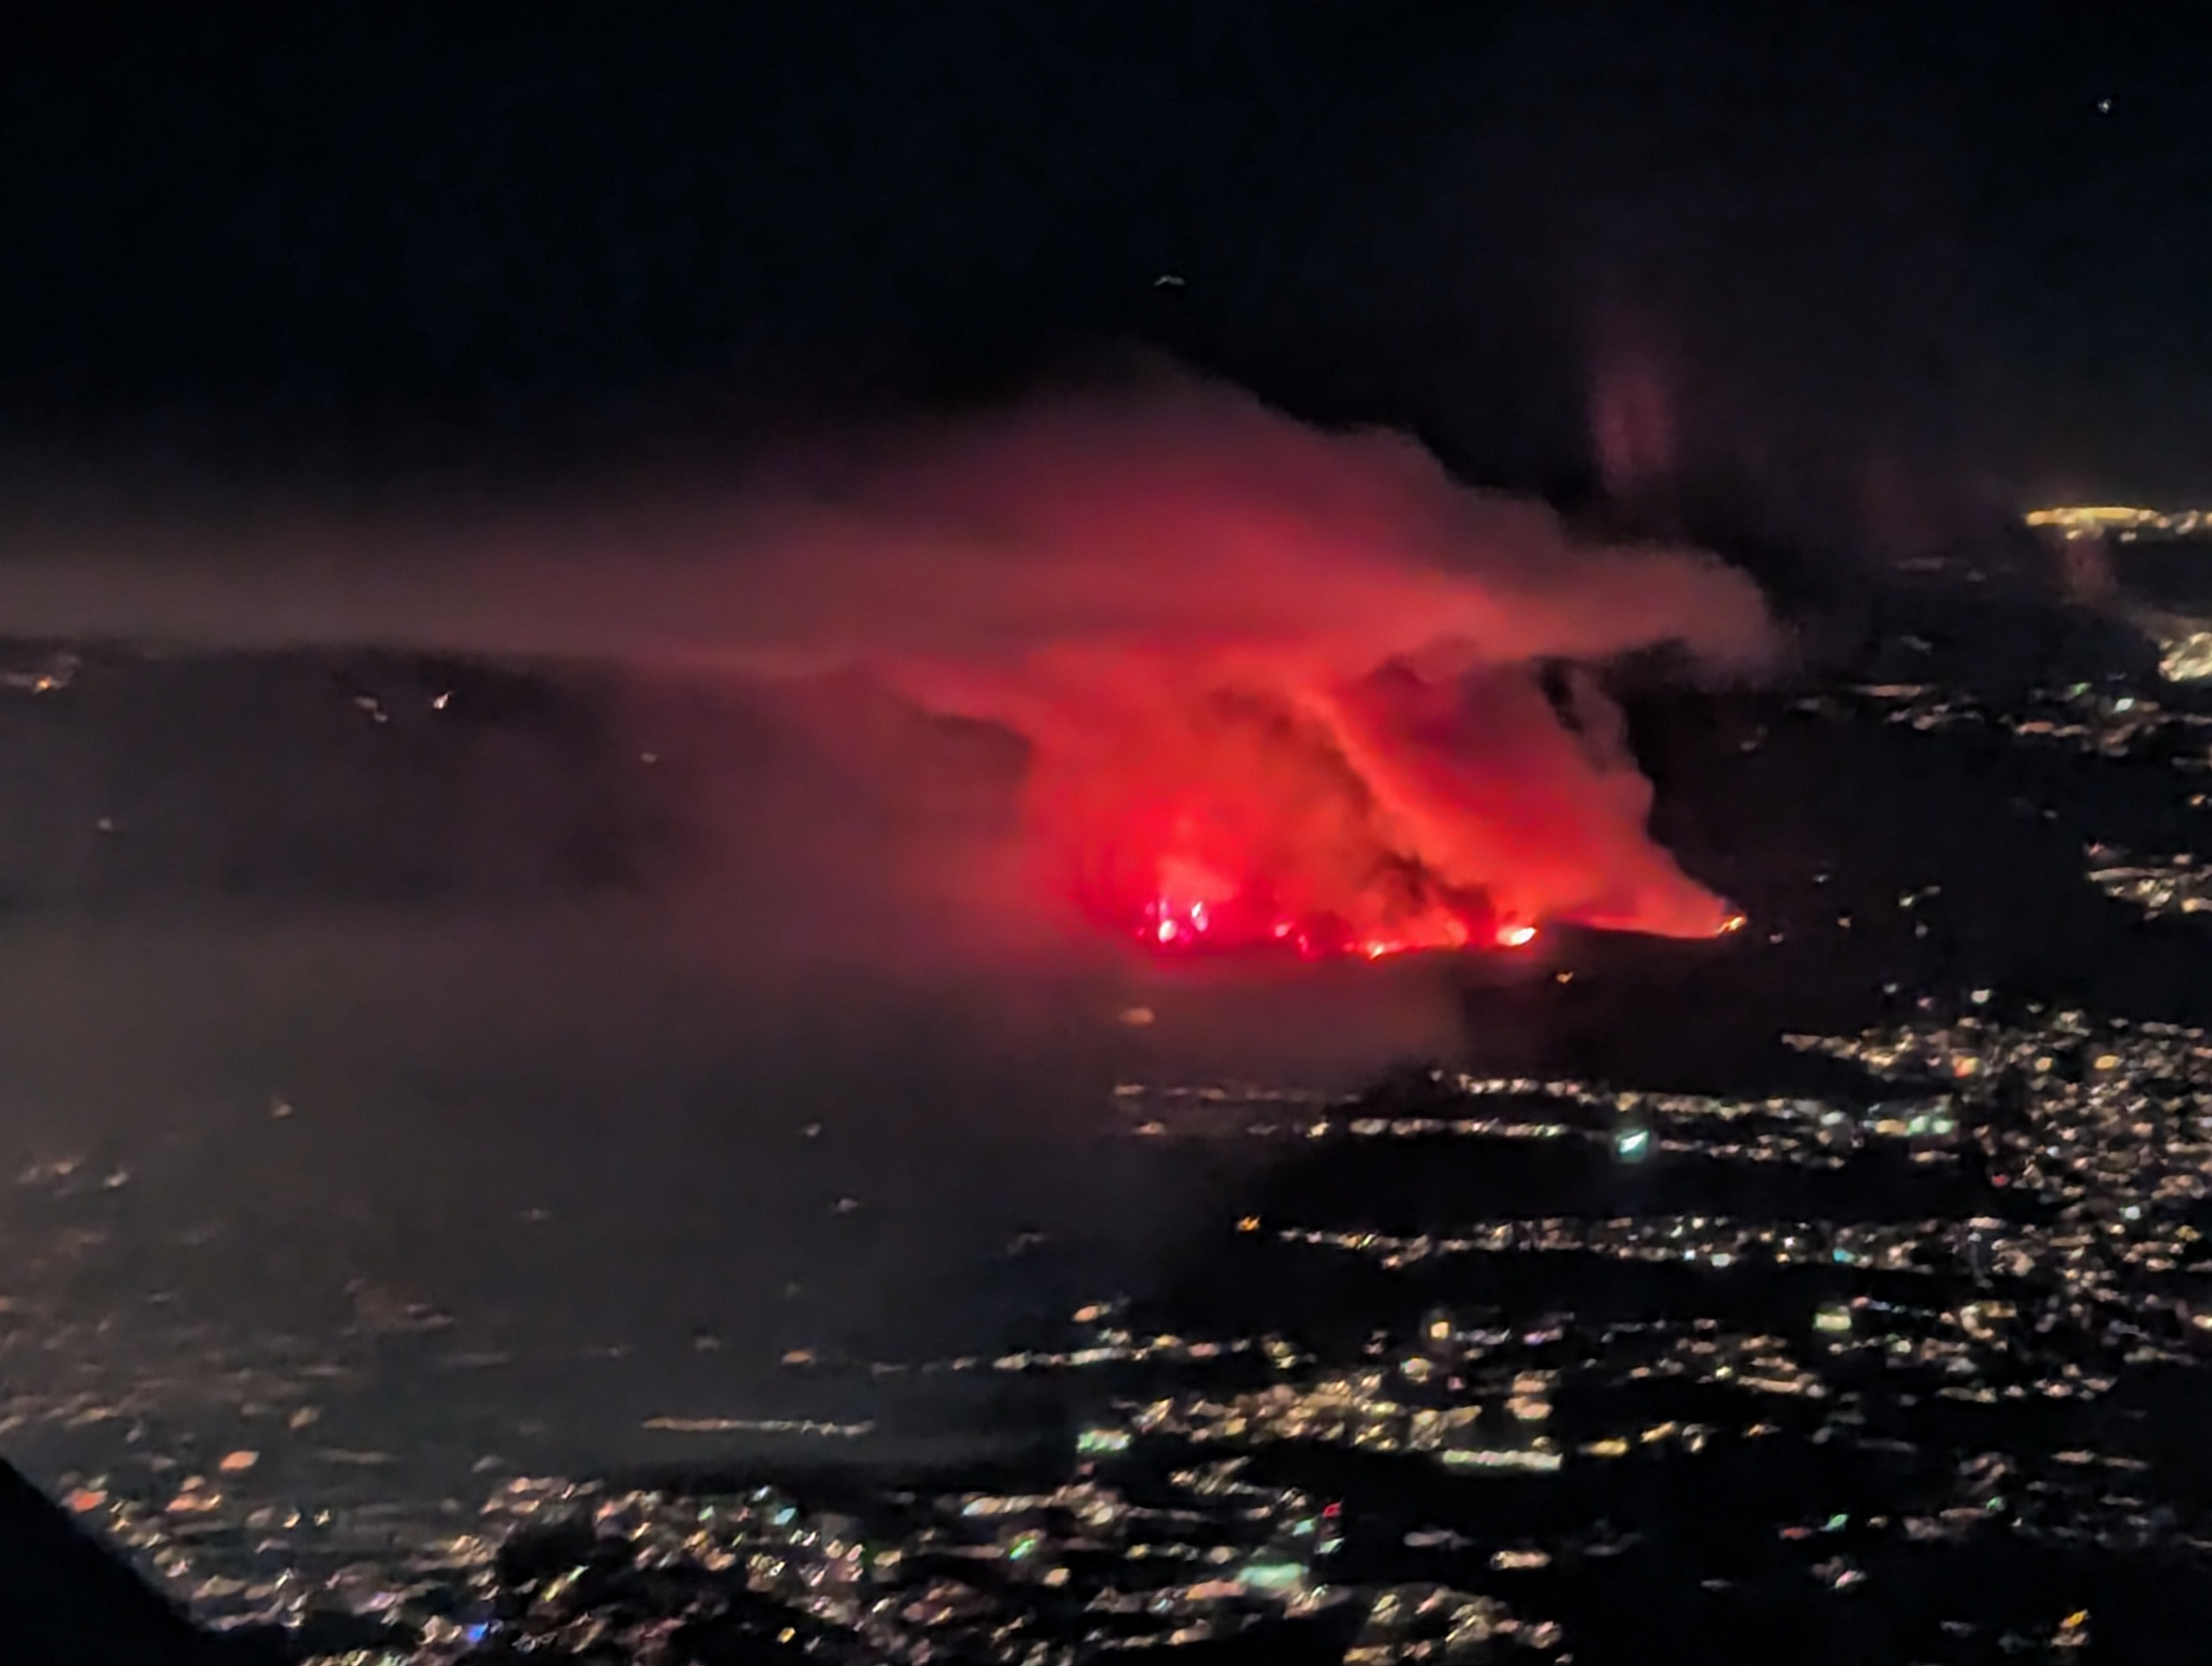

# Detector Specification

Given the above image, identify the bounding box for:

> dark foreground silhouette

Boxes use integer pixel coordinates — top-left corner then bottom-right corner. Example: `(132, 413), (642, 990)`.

(0, 1459), (282, 1665)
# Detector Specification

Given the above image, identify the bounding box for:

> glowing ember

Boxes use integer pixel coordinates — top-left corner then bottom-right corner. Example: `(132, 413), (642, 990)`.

(1114, 831), (1510, 963)
(1129, 888), (1536, 964)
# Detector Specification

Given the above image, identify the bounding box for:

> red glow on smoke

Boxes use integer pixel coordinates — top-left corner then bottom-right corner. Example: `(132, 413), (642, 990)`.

(773, 377), (1773, 962)
(1018, 665), (1713, 964)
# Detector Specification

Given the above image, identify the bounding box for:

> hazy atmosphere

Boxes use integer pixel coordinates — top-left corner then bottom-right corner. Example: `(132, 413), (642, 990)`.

(4, 7), (2211, 1664)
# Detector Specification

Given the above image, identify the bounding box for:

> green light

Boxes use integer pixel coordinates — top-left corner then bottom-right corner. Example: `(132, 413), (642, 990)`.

(1241, 1561), (1304, 1592)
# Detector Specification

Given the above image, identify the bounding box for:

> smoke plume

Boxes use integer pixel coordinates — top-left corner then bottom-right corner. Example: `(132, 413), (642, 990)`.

(0, 373), (1776, 953)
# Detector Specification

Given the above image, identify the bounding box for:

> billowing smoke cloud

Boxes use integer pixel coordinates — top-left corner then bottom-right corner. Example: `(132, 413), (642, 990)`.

(0, 373), (1775, 953)
(0, 374), (1783, 1431)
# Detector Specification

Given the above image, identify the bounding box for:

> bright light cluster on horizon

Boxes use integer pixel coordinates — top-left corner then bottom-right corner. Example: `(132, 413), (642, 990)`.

(2024, 505), (2212, 541)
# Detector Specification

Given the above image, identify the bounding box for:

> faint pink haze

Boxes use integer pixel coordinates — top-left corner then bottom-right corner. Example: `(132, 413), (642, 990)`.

(1590, 332), (1678, 507)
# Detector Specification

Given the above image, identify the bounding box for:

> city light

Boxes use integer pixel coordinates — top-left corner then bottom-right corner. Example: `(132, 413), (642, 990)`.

(2023, 504), (2212, 541)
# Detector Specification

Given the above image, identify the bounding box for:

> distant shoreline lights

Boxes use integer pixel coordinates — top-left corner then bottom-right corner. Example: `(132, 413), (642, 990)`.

(2025, 505), (2212, 542)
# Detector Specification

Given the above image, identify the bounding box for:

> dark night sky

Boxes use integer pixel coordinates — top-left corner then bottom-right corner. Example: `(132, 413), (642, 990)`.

(3, 2), (2209, 534)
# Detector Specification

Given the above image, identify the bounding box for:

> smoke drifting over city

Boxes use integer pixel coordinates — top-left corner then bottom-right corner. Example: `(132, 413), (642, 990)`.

(0, 374), (1774, 956)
